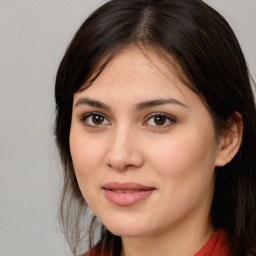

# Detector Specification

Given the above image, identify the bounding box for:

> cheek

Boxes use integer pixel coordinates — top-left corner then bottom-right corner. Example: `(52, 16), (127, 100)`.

(146, 135), (216, 213)
(145, 129), (217, 182)
(69, 132), (106, 208)
(69, 131), (104, 182)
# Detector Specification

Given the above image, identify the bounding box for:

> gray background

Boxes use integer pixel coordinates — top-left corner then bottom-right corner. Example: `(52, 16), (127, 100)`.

(0, 1), (255, 255)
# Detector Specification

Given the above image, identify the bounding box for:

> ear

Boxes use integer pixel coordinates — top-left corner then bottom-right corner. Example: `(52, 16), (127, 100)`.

(215, 112), (243, 167)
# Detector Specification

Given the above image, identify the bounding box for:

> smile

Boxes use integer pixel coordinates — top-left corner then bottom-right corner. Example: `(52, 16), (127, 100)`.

(102, 182), (155, 206)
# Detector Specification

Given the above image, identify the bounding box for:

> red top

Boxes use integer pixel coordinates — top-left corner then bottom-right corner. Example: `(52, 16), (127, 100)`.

(84, 229), (230, 256)
(194, 229), (231, 256)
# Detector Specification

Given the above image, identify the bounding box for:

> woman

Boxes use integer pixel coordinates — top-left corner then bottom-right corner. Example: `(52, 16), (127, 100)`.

(54, 0), (256, 255)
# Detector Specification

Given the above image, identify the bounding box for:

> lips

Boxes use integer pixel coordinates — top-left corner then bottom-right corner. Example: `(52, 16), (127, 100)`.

(102, 182), (155, 206)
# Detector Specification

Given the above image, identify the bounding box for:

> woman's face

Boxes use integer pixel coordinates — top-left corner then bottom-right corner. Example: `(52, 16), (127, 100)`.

(70, 47), (222, 239)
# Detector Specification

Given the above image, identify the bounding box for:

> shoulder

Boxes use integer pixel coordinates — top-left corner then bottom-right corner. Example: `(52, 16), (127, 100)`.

(194, 229), (231, 256)
(80, 244), (100, 256)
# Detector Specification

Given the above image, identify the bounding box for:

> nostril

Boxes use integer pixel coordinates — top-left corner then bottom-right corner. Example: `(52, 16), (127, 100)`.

(105, 149), (144, 171)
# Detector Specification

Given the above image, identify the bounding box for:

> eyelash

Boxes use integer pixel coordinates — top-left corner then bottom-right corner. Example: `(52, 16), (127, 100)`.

(80, 112), (176, 129)
(80, 112), (110, 128)
(143, 113), (176, 128)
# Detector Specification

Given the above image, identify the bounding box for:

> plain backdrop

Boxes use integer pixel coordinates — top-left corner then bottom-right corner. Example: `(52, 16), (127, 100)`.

(0, 1), (255, 255)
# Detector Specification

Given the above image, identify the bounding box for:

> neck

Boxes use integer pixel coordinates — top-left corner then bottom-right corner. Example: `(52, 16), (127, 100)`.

(120, 220), (214, 256)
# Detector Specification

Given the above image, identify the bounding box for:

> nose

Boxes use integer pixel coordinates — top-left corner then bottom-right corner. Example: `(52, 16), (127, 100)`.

(104, 127), (144, 171)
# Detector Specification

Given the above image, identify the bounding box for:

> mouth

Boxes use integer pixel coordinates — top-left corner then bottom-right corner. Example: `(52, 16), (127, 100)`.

(102, 182), (156, 206)
(109, 190), (141, 193)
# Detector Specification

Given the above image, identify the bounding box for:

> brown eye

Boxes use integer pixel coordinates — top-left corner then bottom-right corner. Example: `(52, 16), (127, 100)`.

(92, 114), (104, 125)
(144, 113), (176, 128)
(82, 112), (110, 127)
(154, 116), (167, 126)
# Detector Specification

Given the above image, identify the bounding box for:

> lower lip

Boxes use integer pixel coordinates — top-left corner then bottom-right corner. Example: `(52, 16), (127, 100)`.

(103, 189), (155, 206)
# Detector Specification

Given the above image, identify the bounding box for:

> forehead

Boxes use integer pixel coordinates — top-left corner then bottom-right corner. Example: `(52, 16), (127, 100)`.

(74, 47), (202, 110)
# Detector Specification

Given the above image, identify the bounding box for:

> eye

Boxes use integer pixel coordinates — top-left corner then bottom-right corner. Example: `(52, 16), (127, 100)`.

(81, 112), (110, 127)
(144, 113), (176, 128)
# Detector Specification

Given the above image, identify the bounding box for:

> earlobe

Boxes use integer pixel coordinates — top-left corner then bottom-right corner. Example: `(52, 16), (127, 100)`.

(215, 112), (243, 167)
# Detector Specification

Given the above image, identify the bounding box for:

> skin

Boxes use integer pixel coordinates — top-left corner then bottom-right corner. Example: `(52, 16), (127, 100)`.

(69, 47), (241, 256)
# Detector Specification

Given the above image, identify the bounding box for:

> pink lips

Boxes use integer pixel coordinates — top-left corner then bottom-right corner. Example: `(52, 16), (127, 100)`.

(102, 182), (155, 206)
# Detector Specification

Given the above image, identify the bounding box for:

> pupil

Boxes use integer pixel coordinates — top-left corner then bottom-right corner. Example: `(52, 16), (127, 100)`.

(93, 115), (104, 125)
(154, 116), (166, 125)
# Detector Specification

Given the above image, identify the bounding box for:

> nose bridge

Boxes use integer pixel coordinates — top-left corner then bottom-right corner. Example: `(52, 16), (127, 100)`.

(105, 124), (143, 171)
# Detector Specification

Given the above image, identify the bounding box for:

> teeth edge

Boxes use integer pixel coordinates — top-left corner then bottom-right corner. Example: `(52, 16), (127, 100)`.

(112, 190), (140, 193)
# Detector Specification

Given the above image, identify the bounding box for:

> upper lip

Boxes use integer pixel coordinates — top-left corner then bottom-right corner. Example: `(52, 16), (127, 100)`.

(102, 182), (155, 191)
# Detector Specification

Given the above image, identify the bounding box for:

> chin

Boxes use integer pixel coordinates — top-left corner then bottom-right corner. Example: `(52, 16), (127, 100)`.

(102, 217), (149, 238)
(108, 226), (146, 238)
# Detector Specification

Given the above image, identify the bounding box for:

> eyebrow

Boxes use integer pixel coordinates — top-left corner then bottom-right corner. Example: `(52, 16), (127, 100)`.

(134, 98), (187, 111)
(74, 98), (111, 110)
(74, 97), (187, 111)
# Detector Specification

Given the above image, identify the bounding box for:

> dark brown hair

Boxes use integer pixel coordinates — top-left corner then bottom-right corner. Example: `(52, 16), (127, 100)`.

(55, 0), (256, 255)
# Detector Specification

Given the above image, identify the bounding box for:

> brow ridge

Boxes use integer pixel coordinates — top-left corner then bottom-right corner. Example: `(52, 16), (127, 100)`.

(134, 98), (187, 111)
(74, 98), (111, 110)
(74, 97), (187, 111)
